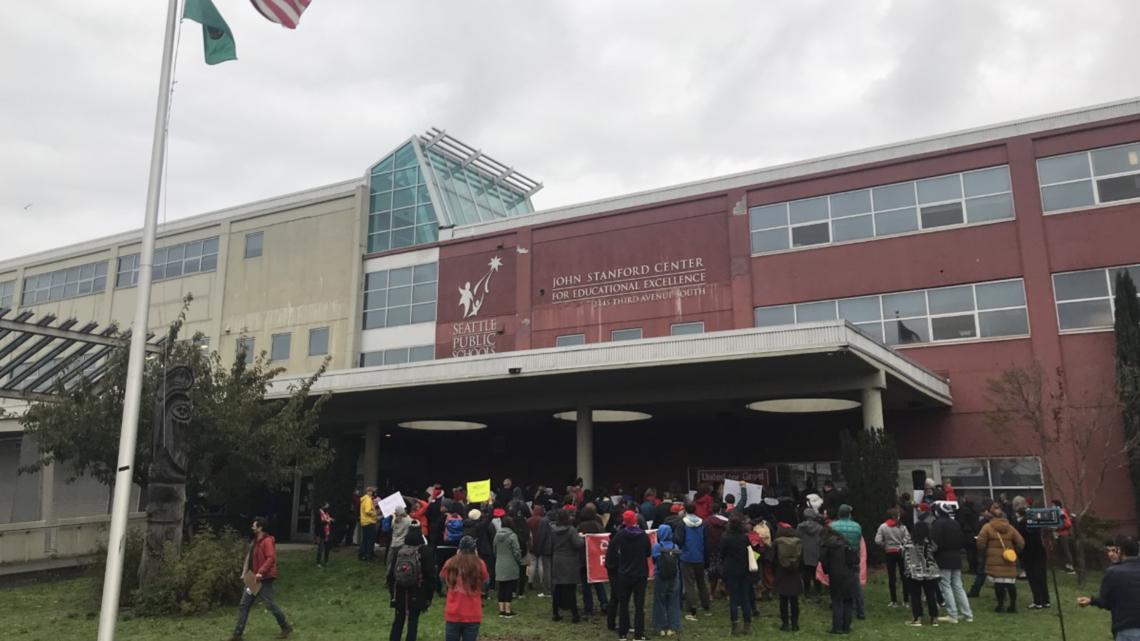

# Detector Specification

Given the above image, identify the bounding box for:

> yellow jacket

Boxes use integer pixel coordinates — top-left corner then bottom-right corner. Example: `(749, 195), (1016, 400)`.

(360, 495), (378, 526)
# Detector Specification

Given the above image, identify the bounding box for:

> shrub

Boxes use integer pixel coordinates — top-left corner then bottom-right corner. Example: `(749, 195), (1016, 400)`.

(88, 527), (146, 607)
(133, 526), (246, 616)
(839, 427), (899, 558)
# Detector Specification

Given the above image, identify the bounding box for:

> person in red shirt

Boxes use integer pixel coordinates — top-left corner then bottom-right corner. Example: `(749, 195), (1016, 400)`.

(440, 536), (489, 641)
(229, 518), (291, 640)
(316, 501), (333, 567)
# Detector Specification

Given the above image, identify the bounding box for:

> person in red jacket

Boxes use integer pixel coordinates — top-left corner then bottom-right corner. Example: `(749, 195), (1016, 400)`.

(693, 484), (715, 519)
(229, 518), (291, 640)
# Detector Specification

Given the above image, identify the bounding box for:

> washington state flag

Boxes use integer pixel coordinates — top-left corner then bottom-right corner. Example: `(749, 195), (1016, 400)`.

(184, 0), (236, 65)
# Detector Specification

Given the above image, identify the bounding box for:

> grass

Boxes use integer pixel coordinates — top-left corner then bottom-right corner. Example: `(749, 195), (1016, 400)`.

(0, 548), (1113, 641)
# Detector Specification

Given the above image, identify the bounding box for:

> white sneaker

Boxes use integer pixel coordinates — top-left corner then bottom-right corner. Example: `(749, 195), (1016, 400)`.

(938, 616), (958, 624)
(684, 614), (698, 622)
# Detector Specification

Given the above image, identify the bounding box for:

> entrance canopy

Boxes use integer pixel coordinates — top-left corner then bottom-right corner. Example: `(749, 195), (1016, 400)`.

(268, 320), (951, 424)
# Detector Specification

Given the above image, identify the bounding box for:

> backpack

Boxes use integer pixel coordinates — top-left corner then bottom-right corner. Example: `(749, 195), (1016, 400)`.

(381, 515), (393, 534)
(657, 546), (681, 581)
(776, 537), (802, 570)
(445, 513), (464, 544)
(394, 545), (422, 588)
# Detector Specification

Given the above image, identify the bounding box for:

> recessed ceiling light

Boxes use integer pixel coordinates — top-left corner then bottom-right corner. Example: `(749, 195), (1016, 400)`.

(553, 410), (652, 422)
(397, 420), (488, 431)
(747, 398), (861, 413)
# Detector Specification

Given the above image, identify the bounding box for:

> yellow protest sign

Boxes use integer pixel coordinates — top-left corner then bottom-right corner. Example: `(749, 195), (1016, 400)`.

(467, 479), (491, 504)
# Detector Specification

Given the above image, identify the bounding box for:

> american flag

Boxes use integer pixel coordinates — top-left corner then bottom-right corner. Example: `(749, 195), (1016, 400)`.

(250, 0), (311, 29)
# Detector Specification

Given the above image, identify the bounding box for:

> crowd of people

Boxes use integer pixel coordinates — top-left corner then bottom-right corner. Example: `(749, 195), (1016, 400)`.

(229, 476), (1139, 641)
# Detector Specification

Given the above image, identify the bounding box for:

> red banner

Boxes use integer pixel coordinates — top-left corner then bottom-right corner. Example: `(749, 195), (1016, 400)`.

(584, 530), (658, 583)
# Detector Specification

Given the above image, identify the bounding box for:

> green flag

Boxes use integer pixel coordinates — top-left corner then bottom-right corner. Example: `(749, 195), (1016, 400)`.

(183, 0), (236, 65)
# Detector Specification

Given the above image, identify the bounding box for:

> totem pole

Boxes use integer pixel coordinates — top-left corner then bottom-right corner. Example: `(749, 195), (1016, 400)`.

(138, 365), (193, 589)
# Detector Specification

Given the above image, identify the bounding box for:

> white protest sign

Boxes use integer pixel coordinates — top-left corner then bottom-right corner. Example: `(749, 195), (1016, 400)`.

(377, 491), (406, 517)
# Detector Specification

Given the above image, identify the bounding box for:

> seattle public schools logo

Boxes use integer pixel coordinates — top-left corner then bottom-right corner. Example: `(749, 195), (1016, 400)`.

(458, 256), (502, 319)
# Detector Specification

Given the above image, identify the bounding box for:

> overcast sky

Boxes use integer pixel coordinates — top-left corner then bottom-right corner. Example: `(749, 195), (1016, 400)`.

(3, 0), (1139, 262)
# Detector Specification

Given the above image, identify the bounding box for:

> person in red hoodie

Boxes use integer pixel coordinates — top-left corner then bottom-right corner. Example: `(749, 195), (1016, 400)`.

(693, 484), (715, 519)
(229, 518), (291, 640)
(440, 536), (489, 641)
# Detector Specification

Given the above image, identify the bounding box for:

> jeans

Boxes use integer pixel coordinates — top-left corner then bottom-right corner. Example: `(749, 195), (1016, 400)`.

(1116, 629), (1140, 641)
(830, 594), (853, 632)
(316, 537), (330, 565)
(909, 578), (940, 621)
(682, 562), (710, 613)
(444, 621), (479, 641)
(233, 580), (289, 636)
(652, 574), (682, 632)
(360, 523), (377, 560)
(538, 556), (553, 594)
(851, 562), (864, 618)
(885, 551), (906, 603)
(579, 565), (608, 614)
(389, 607), (420, 641)
(616, 576), (648, 638)
(725, 574), (752, 624)
(939, 569), (973, 620)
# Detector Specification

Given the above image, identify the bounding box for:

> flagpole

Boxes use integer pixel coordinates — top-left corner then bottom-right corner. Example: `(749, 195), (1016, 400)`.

(97, 0), (181, 639)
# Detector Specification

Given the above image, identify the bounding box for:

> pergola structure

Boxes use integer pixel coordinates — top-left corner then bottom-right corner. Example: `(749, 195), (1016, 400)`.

(0, 308), (165, 402)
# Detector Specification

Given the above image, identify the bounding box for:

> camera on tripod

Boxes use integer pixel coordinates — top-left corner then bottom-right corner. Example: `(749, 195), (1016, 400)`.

(1025, 506), (1062, 530)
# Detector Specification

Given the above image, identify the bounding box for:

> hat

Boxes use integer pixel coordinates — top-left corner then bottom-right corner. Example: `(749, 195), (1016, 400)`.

(803, 508), (819, 521)
(934, 500), (958, 516)
(838, 504), (853, 519)
(468, 509), (482, 520)
(459, 535), (477, 552)
(622, 510), (637, 527)
(493, 508), (506, 518)
(670, 503), (685, 514)
(763, 497), (780, 507)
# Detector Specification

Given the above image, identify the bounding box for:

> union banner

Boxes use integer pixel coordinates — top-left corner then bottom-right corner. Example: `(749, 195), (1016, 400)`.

(584, 530), (658, 583)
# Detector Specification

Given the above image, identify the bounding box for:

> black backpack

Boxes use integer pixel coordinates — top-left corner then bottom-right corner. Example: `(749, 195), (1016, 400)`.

(394, 545), (422, 588)
(657, 546), (681, 581)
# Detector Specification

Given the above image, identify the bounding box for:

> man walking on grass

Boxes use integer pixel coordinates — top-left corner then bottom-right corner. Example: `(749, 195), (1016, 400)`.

(229, 518), (292, 640)
(1079, 537), (1140, 641)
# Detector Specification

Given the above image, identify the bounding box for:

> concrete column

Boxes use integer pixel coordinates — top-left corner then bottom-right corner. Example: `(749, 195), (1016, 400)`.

(40, 461), (56, 554)
(364, 423), (380, 488)
(576, 407), (594, 490)
(861, 387), (884, 432)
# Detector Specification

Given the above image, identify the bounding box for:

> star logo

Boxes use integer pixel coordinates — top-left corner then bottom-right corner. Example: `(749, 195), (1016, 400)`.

(458, 255), (503, 319)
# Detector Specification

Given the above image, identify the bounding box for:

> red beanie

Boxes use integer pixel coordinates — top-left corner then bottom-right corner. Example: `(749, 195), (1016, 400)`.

(670, 503), (684, 514)
(623, 510), (637, 527)
(493, 508), (506, 518)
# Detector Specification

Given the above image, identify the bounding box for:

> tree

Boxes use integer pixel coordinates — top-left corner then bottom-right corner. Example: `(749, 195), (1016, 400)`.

(839, 427), (899, 551)
(1113, 270), (1140, 524)
(985, 363), (1138, 585)
(19, 296), (333, 525)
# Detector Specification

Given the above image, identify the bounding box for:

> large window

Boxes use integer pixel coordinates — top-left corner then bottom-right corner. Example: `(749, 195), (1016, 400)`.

(362, 263), (438, 329)
(754, 278), (1029, 346)
(359, 345), (434, 367)
(423, 148), (533, 226)
(1052, 264), (1140, 331)
(270, 333), (291, 362)
(367, 144), (440, 253)
(308, 327), (330, 356)
(611, 328), (643, 341)
(750, 166), (1014, 254)
(0, 280), (13, 309)
(21, 261), (108, 305)
(671, 322), (705, 336)
(116, 237), (219, 288)
(938, 457), (1045, 505)
(1038, 141), (1140, 212)
(236, 337), (255, 361)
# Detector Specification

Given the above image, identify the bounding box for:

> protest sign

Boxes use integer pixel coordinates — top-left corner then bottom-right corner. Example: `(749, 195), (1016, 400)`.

(584, 530), (659, 583)
(467, 479), (491, 503)
(723, 479), (764, 507)
(377, 491), (405, 518)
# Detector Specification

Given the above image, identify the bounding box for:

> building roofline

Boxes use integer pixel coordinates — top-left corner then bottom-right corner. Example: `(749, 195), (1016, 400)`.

(446, 96), (1140, 239)
(0, 178), (361, 272)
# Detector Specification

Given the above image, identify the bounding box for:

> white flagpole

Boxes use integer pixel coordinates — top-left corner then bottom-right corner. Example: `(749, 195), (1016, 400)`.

(97, 0), (181, 638)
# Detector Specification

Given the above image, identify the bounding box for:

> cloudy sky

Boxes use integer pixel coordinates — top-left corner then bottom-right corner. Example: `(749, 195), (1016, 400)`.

(2, 0), (1139, 262)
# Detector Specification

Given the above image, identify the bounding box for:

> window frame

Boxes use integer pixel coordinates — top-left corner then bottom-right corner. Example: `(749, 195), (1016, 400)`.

(359, 344), (435, 367)
(554, 333), (586, 347)
(610, 327), (643, 342)
(362, 262), (439, 330)
(308, 327), (330, 357)
(1038, 141), (1140, 215)
(670, 321), (706, 336)
(270, 333), (291, 362)
(0, 280), (14, 309)
(236, 337), (256, 362)
(115, 237), (220, 288)
(244, 231), (264, 259)
(21, 261), (108, 306)
(1052, 263), (1140, 333)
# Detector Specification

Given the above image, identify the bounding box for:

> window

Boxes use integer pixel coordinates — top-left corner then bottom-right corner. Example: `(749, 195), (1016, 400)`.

(116, 237), (219, 288)
(359, 345), (435, 367)
(367, 144), (441, 253)
(1038, 141), (1140, 212)
(423, 147), (535, 226)
(270, 333), (291, 361)
(21, 261), (108, 305)
(362, 262), (438, 329)
(611, 328), (643, 341)
(244, 232), (263, 259)
(670, 322), (705, 336)
(236, 337), (255, 361)
(754, 278), (1029, 346)
(938, 457), (1045, 503)
(308, 327), (330, 356)
(0, 280), (14, 309)
(749, 166), (1014, 254)
(555, 334), (585, 347)
(1052, 264), (1140, 330)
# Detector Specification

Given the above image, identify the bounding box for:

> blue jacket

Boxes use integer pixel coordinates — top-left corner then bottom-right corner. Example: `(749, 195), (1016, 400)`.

(680, 514), (706, 564)
(651, 523), (678, 578)
(640, 500), (657, 524)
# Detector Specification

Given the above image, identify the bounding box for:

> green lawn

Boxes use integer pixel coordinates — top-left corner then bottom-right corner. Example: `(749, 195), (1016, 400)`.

(0, 548), (1114, 641)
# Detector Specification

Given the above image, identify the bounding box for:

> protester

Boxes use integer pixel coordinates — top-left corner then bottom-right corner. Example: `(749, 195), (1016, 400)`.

(440, 536), (489, 641)
(493, 518), (523, 617)
(551, 508), (584, 623)
(819, 524), (855, 635)
(694, 484), (715, 519)
(577, 503), (609, 617)
(229, 518), (291, 640)
(831, 504), (864, 620)
(1078, 536), (1140, 641)
(640, 490), (658, 525)
(390, 505), (412, 560)
(680, 503), (711, 620)
(509, 515), (530, 597)
(772, 522), (803, 632)
(474, 510), (497, 597)
(930, 501), (972, 622)
(345, 489), (361, 546)
(360, 486), (379, 561)
(966, 497), (990, 598)
(976, 500), (1025, 613)
(903, 521), (942, 626)
(388, 528), (437, 641)
(898, 493), (915, 532)
(796, 508), (823, 599)
(1053, 499), (1078, 574)
(531, 506), (553, 598)
(610, 510), (652, 640)
(494, 479), (513, 510)
(316, 501), (333, 567)
(1014, 497), (1051, 609)
(874, 507), (908, 608)
(719, 513), (753, 636)
(651, 523), (683, 636)
(705, 505), (731, 601)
